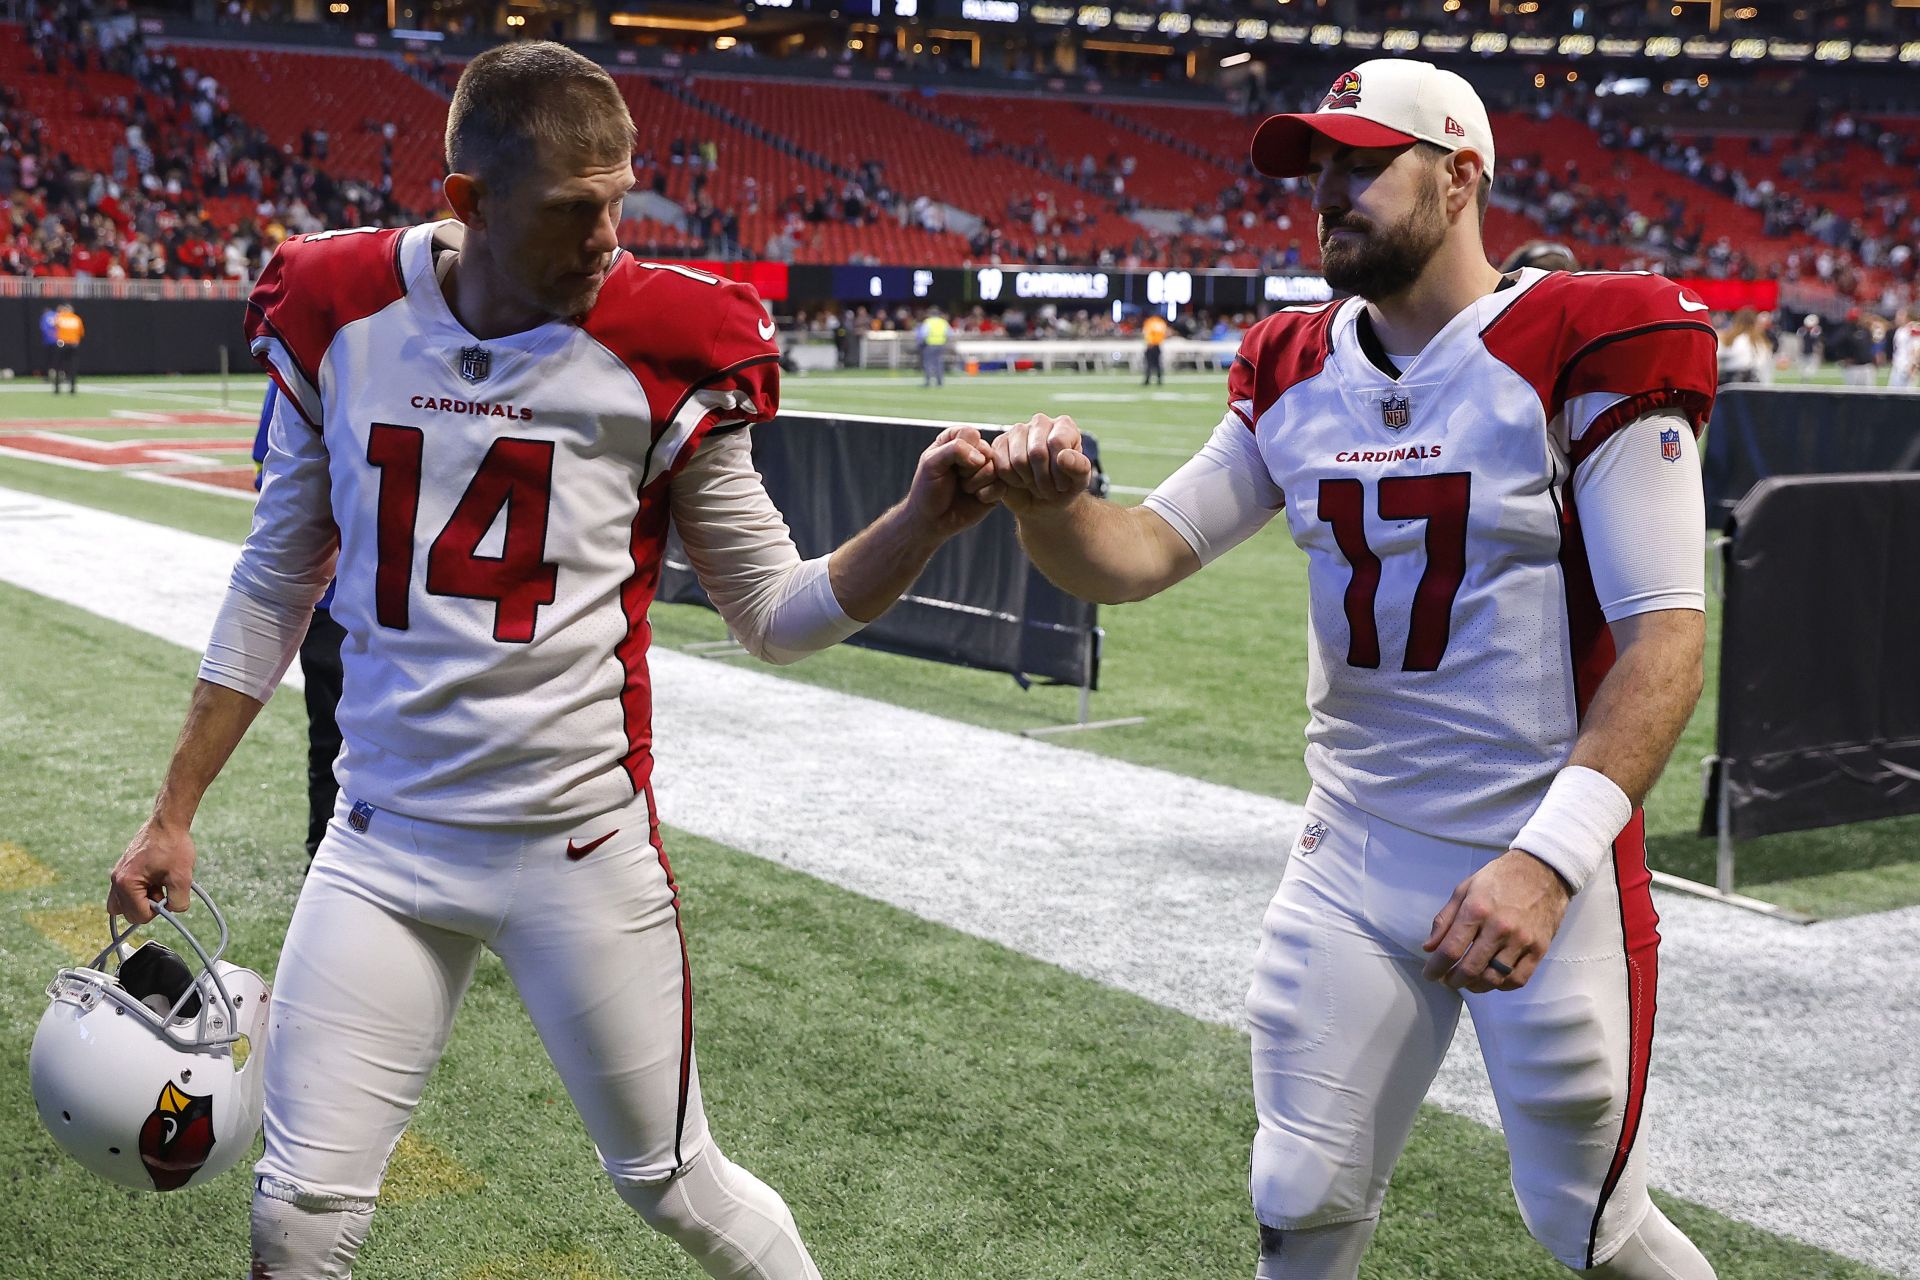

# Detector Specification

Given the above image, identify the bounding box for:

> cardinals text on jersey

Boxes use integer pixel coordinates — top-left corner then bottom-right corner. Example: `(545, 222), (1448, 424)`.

(241, 223), (780, 823)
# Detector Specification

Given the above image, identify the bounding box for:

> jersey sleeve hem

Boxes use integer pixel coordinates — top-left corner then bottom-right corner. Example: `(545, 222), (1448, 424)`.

(1139, 493), (1207, 560)
(1571, 386), (1711, 468)
(1597, 589), (1706, 622)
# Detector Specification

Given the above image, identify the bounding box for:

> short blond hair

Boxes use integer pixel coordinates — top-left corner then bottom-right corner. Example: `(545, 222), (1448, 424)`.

(445, 42), (635, 190)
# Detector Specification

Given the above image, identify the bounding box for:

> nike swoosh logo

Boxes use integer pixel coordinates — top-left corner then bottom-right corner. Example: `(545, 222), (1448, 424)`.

(565, 829), (620, 861)
(757, 318), (776, 340)
(1677, 294), (1709, 312)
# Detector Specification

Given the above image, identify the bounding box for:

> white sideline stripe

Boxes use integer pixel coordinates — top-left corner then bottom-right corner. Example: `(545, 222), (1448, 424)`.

(0, 484), (1914, 1279)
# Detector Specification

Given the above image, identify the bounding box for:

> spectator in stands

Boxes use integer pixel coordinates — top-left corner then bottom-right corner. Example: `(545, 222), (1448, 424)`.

(50, 303), (83, 394)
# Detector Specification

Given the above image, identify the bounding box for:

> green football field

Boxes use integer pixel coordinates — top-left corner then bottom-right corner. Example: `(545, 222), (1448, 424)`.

(0, 372), (1904, 1279)
(4, 370), (1910, 919)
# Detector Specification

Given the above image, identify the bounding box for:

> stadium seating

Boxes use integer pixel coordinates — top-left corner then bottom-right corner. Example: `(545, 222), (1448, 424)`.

(616, 73), (975, 265)
(2, 23), (1913, 300)
(0, 22), (153, 173)
(684, 78), (1144, 258)
(164, 45), (451, 212)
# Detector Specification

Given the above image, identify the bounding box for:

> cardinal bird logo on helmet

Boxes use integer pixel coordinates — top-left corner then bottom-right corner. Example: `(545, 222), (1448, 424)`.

(138, 1081), (217, 1191)
(1322, 70), (1363, 111)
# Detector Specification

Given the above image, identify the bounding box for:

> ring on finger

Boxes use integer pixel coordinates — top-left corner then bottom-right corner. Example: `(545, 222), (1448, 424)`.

(1486, 957), (1513, 978)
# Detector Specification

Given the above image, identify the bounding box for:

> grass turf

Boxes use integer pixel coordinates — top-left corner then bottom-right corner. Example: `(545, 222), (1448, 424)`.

(0, 371), (1912, 920)
(0, 581), (1891, 1279)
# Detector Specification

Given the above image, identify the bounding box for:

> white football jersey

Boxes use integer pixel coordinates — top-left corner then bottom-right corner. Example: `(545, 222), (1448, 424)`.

(1172, 270), (1718, 846)
(237, 222), (781, 824)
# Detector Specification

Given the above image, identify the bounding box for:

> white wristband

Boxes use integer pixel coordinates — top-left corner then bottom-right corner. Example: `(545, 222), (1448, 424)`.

(1512, 765), (1634, 894)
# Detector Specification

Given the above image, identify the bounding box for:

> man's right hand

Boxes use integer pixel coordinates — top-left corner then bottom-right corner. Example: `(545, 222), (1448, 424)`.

(986, 414), (1095, 514)
(108, 820), (196, 924)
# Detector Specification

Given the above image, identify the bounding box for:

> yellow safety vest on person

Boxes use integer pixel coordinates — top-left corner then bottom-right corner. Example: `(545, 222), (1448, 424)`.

(920, 315), (950, 346)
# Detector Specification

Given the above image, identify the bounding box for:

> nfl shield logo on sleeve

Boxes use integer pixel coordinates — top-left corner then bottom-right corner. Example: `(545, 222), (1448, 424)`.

(1381, 395), (1411, 431)
(1660, 426), (1683, 462)
(458, 345), (491, 384)
(1295, 820), (1329, 855)
(348, 800), (376, 833)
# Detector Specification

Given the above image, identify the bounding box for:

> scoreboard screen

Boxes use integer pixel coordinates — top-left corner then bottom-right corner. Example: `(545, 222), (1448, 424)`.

(831, 266), (938, 302)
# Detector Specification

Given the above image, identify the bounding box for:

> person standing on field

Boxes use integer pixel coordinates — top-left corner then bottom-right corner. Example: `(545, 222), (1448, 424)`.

(52, 304), (84, 394)
(978, 60), (1719, 1280)
(109, 42), (1001, 1280)
(918, 305), (951, 387)
(1142, 311), (1170, 385)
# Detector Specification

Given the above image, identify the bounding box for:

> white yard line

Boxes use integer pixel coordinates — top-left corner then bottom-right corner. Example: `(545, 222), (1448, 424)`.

(0, 485), (1912, 1278)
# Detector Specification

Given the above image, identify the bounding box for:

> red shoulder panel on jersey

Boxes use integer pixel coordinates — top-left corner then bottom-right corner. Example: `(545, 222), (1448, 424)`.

(1227, 302), (1340, 430)
(583, 258), (781, 457)
(244, 226), (409, 427)
(1482, 272), (1718, 465)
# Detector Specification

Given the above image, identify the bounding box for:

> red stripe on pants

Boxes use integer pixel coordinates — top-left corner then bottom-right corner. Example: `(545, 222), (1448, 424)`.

(644, 785), (695, 1169)
(1585, 810), (1660, 1267)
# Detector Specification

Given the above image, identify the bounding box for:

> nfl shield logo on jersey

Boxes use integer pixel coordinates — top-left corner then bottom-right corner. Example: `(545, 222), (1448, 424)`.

(458, 345), (491, 384)
(1660, 426), (1683, 462)
(1295, 820), (1329, 855)
(1381, 395), (1411, 431)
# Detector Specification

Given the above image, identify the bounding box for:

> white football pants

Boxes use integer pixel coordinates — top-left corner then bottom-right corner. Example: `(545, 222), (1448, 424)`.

(253, 786), (815, 1276)
(1248, 788), (1681, 1271)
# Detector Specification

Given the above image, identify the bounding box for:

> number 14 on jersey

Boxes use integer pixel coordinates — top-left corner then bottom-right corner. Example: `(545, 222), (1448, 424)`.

(368, 424), (560, 643)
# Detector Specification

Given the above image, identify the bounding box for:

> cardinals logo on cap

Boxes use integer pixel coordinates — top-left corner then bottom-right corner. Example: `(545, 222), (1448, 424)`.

(1321, 70), (1363, 111)
(138, 1081), (217, 1191)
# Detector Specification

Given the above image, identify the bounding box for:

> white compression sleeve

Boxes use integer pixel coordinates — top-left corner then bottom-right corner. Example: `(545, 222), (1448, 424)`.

(200, 584), (318, 702)
(198, 390), (336, 701)
(1572, 411), (1706, 623)
(669, 428), (862, 665)
(1139, 412), (1285, 564)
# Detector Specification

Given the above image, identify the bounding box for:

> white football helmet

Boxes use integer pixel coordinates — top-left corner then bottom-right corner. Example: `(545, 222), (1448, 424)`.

(30, 884), (270, 1192)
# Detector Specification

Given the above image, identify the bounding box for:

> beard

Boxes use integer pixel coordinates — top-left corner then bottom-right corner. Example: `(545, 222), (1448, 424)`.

(1317, 178), (1449, 301)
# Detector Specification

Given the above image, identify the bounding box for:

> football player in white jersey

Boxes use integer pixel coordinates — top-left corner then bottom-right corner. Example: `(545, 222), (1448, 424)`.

(975, 61), (1719, 1280)
(106, 43), (1002, 1280)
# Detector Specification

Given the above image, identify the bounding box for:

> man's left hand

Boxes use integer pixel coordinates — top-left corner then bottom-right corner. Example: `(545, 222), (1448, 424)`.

(1421, 850), (1572, 993)
(904, 425), (1002, 541)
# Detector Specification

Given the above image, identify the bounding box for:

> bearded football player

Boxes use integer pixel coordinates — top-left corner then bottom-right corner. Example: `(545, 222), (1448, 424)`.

(977, 59), (1719, 1280)
(107, 41), (1001, 1280)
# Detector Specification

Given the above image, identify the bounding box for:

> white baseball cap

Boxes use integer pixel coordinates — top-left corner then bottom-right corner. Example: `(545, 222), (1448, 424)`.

(1251, 59), (1496, 180)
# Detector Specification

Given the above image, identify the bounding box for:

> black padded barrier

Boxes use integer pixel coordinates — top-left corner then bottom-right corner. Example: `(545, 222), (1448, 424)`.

(659, 412), (1104, 688)
(1702, 472), (1920, 839)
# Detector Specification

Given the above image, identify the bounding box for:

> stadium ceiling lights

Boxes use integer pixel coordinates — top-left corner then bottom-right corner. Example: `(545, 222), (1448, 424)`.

(954, 7), (1920, 66)
(607, 12), (748, 30)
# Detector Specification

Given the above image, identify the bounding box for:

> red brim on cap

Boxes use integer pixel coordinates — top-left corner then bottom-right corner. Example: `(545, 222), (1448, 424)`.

(1250, 113), (1419, 178)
